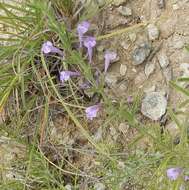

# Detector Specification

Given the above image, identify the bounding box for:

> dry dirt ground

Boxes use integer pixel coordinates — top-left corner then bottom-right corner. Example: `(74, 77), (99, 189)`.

(93, 0), (189, 132)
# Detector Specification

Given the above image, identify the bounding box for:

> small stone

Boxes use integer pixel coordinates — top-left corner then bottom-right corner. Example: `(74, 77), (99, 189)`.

(172, 4), (179, 10)
(132, 43), (151, 65)
(117, 6), (132, 16)
(141, 92), (167, 120)
(129, 33), (137, 42)
(147, 24), (159, 40)
(118, 123), (129, 134)
(118, 82), (127, 91)
(134, 72), (147, 86)
(132, 68), (137, 73)
(120, 64), (127, 76)
(96, 0), (106, 7)
(179, 63), (189, 87)
(180, 63), (189, 77)
(110, 127), (118, 141)
(144, 85), (156, 93)
(65, 184), (72, 190)
(145, 62), (155, 78)
(105, 73), (118, 86)
(120, 41), (130, 50)
(94, 182), (106, 190)
(117, 161), (125, 169)
(163, 66), (172, 83)
(111, 0), (125, 6)
(166, 121), (179, 138)
(157, 52), (169, 68)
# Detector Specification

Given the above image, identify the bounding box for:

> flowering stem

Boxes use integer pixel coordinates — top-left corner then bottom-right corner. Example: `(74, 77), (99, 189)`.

(88, 47), (92, 64)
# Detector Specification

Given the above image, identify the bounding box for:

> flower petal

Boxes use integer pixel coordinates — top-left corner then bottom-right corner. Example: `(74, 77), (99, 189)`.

(83, 36), (96, 63)
(77, 21), (90, 34)
(104, 51), (117, 72)
(60, 71), (80, 83)
(166, 167), (182, 181)
(41, 41), (64, 56)
(41, 41), (53, 54)
(85, 104), (100, 120)
(77, 21), (90, 48)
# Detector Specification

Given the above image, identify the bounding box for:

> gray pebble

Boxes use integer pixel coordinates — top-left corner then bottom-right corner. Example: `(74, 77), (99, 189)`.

(163, 66), (172, 83)
(145, 62), (156, 78)
(157, 52), (169, 68)
(117, 6), (132, 16)
(141, 92), (167, 120)
(147, 24), (159, 40)
(94, 183), (106, 190)
(132, 43), (151, 65)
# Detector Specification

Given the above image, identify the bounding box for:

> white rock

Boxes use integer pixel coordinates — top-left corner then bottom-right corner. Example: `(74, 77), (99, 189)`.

(117, 6), (132, 16)
(157, 52), (169, 68)
(111, 0), (125, 6)
(120, 41), (130, 50)
(110, 127), (118, 141)
(147, 24), (159, 40)
(65, 184), (72, 190)
(118, 123), (129, 134)
(129, 33), (137, 42)
(141, 92), (167, 120)
(145, 62), (156, 78)
(173, 4), (179, 10)
(120, 64), (127, 76)
(179, 63), (189, 87)
(94, 182), (106, 190)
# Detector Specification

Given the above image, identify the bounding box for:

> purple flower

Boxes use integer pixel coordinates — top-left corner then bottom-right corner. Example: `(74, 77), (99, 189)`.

(83, 36), (96, 64)
(85, 104), (100, 120)
(127, 96), (133, 104)
(184, 175), (189, 181)
(166, 168), (182, 181)
(77, 21), (90, 48)
(80, 81), (91, 89)
(41, 41), (63, 56)
(60, 71), (80, 83)
(104, 50), (117, 73)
